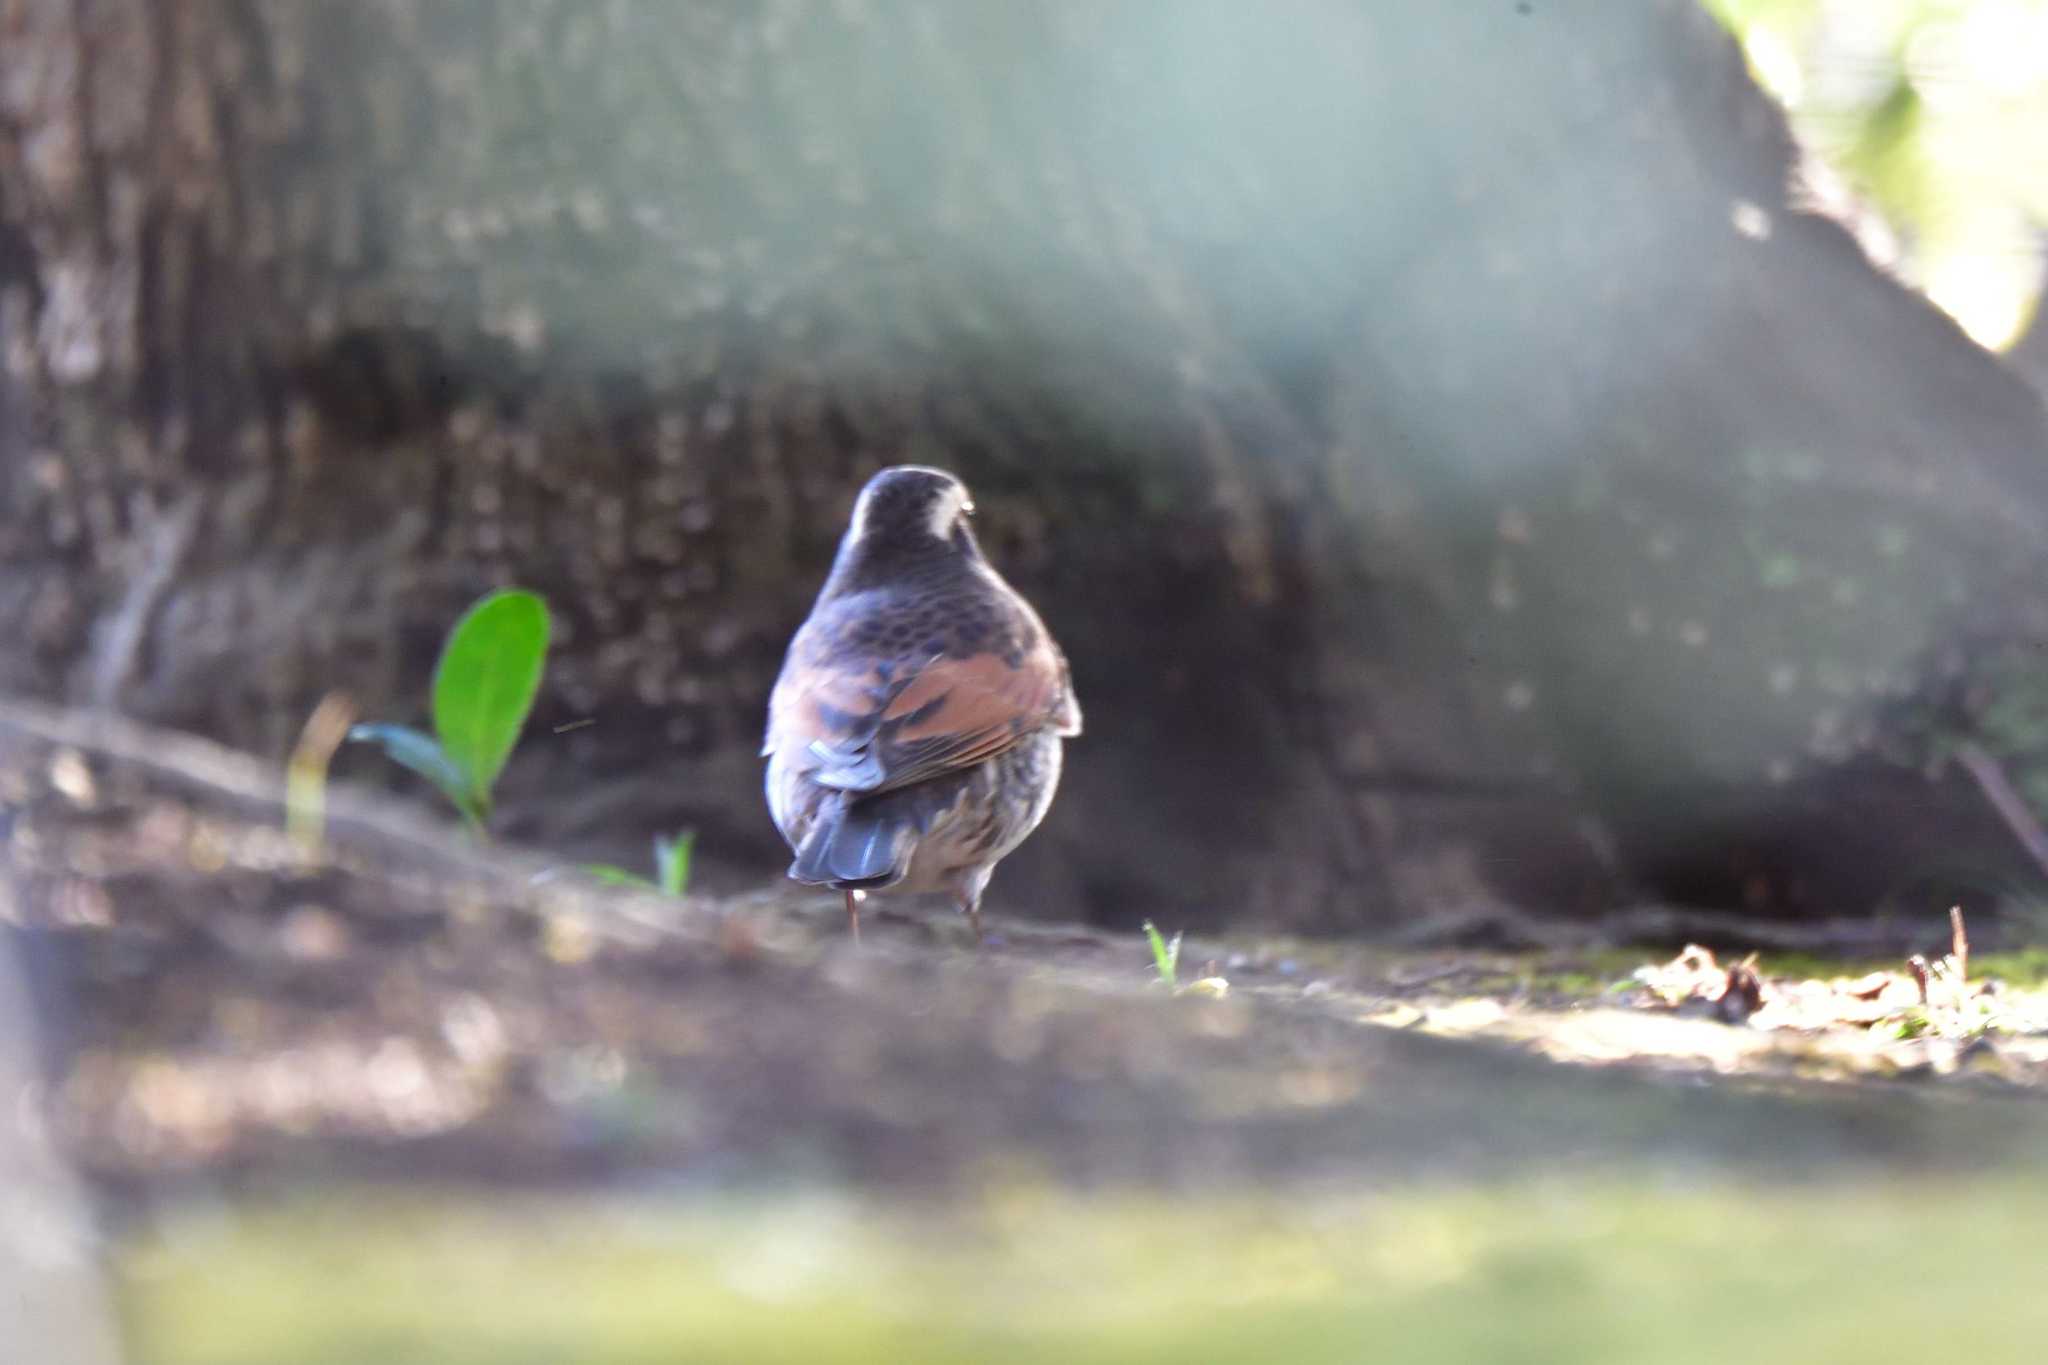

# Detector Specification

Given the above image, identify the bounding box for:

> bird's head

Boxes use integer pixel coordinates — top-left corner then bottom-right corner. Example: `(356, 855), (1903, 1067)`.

(820, 465), (984, 596)
(847, 465), (976, 546)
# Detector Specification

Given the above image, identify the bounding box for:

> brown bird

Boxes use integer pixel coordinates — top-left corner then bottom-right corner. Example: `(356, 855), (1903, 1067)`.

(763, 466), (1081, 943)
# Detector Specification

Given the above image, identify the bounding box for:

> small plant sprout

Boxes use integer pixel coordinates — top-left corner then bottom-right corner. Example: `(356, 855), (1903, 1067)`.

(286, 691), (358, 860)
(585, 830), (697, 897)
(1143, 921), (1229, 998)
(655, 830), (695, 896)
(349, 588), (551, 833)
(1143, 920), (1182, 990)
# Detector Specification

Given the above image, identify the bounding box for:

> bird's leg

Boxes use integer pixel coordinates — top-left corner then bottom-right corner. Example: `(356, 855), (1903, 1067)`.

(844, 888), (862, 944)
(961, 893), (984, 947)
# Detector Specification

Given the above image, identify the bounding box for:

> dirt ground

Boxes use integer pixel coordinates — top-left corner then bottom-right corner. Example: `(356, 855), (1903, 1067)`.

(9, 696), (2048, 1212)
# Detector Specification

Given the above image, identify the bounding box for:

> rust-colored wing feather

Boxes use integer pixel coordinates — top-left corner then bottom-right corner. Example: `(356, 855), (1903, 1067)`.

(767, 626), (1078, 796)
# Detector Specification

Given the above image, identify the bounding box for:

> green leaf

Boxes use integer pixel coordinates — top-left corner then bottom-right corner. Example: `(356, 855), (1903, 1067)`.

(655, 830), (696, 897)
(432, 589), (551, 812)
(582, 864), (657, 890)
(347, 724), (481, 826)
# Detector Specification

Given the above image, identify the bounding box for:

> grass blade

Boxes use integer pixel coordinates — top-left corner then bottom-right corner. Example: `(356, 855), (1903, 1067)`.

(655, 831), (696, 897)
(582, 864), (657, 890)
(1142, 920), (1181, 989)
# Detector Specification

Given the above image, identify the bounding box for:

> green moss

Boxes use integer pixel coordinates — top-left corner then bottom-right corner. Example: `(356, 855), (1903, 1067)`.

(1439, 950), (1646, 1002)
(1750, 949), (2048, 990)
(1746, 952), (1896, 983)
(1965, 949), (2048, 988)
(121, 1179), (2048, 1364)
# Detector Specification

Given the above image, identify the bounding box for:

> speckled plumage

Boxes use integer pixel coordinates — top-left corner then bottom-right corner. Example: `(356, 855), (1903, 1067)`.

(763, 466), (1080, 942)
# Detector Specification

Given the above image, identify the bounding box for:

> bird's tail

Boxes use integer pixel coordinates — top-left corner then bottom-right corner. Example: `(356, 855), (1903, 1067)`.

(788, 795), (914, 888)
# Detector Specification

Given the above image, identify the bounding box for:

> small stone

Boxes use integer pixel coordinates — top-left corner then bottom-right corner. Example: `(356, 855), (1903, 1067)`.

(277, 905), (350, 963)
(49, 749), (96, 806)
(544, 912), (596, 965)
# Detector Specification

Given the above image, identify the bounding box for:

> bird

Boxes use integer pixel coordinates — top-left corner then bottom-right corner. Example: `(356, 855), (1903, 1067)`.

(763, 465), (1081, 944)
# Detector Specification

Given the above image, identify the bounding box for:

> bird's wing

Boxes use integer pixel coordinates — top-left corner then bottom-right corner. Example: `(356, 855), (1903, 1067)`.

(766, 632), (1075, 795)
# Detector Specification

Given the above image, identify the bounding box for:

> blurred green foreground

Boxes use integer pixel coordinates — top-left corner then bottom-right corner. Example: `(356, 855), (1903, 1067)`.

(123, 1176), (2048, 1364)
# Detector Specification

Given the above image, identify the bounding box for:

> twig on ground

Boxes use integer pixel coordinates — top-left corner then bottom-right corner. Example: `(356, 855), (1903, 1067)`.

(1386, 962), (1489, 989)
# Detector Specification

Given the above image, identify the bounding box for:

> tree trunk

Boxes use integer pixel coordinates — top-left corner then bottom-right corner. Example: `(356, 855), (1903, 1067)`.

(6, 0), (2047, 930)
(0, 922), (118, 1363)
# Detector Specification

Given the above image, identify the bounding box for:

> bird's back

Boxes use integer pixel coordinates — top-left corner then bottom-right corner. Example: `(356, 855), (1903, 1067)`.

(761, 466), (1079, 924)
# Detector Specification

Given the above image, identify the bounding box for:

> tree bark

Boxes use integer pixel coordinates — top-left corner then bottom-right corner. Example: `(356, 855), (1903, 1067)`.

(0, 924), (118, 1363)
(6, 0), (2048, 929)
